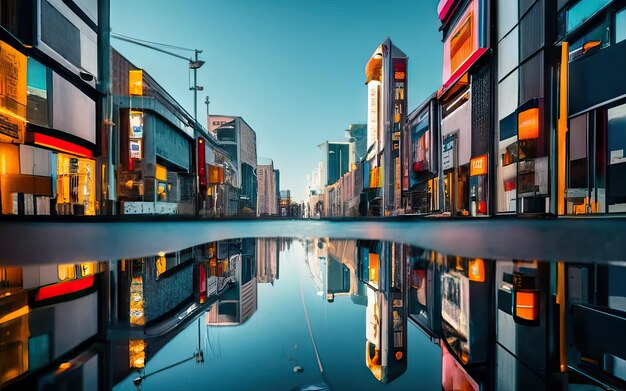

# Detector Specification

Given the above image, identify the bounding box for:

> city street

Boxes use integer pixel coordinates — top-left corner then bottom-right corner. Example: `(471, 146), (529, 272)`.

(2, 0), (626, 389)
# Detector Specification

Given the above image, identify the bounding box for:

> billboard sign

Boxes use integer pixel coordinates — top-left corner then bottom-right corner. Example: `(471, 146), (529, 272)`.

(441, 0), (488, 90)
(129, 139), (142, 159)
(0, 41), (27, 142)
(129, 111), (143, 139)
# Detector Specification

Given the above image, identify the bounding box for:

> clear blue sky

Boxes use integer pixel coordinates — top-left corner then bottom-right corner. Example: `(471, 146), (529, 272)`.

(111, 0), (443, 201)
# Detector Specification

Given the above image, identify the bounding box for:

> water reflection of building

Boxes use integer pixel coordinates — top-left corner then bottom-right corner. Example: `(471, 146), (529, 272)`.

(357, 240), (408, 384)
(325, 240), (365, 305)
(206, 238), (258, 326)
(440, 255), (491, 371)
(406, 247), (442, 341)
(303, 238), (327, 295)
(116, 248), (195, 327)
(565, 262), (626, 387)
(256, 238), (279, 284)
(0, 262), (106, 389)
(400, 242), (626, 390)
(495, 260), (557, 390)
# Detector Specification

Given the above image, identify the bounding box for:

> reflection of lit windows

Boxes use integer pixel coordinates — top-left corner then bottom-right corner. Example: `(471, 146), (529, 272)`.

(156, 255), (166, 277)
(369, 253), (379, 286)
(58, 264), (77, 281)
(129, 276), (144, 326)
(129, 339), (146, 369)
(80, 262), (96, 277)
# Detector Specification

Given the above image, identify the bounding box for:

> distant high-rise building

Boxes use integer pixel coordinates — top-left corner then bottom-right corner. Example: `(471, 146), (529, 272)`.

(347, 124), (368, 162)
(212, 116), (258, 214)
(257, 158), (277, 216)
(319, 141), (351, 186)
(274, 169), (280, 215)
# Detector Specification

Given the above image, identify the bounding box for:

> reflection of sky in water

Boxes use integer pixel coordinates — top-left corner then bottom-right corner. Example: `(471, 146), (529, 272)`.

(115, 240), (441, 391)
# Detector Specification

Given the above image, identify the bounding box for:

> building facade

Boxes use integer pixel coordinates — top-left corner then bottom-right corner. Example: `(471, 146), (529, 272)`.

(256, 158), (277, 216)
(111, 49), (199, 215)
(403, 94), (440, 214)
(436, 0), (495, 217)
(495, 0), (555, 215)
(0, 0), (109, 216)
(212, 115), (258, 215)
(364, 39), (408, 216)
(558, 0), (626, 215)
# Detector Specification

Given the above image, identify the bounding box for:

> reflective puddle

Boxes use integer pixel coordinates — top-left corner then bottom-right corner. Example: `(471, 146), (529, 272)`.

(1, 236), (625, 390)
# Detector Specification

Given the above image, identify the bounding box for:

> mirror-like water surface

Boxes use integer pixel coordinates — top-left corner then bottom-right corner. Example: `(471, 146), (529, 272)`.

(2, 232), (625, 390)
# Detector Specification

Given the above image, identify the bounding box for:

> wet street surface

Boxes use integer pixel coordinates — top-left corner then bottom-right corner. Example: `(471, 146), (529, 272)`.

(1, 221), (626, 390)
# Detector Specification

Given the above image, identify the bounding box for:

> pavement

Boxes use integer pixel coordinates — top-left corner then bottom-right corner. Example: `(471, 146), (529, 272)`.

(0, 217), (625, 265)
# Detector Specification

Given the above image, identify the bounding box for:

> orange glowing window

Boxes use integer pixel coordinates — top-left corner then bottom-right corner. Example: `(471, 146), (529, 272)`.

(468, 259), (485, 282)
(449, 11), (475, 74)
(129, 70), (143, 96)
(518, 108), (540, 140)
(470, 155), (488, 177)
(80, 262), (97, 277)
(515, 290), (539, 321)
(156, 255), (166, 277)
(208, 165), (224, 184)
(369, 253), (379, 283)
(58, 264), (77, 281)
(369, 167), (381, 188)
(155, 164), (168, 182)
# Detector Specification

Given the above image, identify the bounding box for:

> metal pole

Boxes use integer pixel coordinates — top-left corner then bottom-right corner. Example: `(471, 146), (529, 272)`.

(194, 50), (198, 130)
(194, 50), (199, 215)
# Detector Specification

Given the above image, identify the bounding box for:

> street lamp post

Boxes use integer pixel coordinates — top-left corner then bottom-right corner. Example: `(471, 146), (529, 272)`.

(189, 52), (205, 215)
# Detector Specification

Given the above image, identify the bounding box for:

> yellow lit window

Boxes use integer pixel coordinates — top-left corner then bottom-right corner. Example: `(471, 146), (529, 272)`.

(156, 255), (166, 277)
(80, 262), (97, 277)
(58, 264), (77, 281)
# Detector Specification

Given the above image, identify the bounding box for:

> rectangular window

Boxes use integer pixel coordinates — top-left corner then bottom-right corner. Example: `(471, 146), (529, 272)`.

(498, 27), (518, 81)
(519, 51), (544, 104)
(41, 0), (81, 68)
(497, 113), (518, 212)
(564, 0), (612, 34)
(497, 0), (517, 41)
(616, 7), (626, 43)
(608, 104), (626, 163)
(410, 113), (431, 187)
(569, 114), (588, 189)
(58, 264), (77, 281)
(26, 58), (49, 127)
(52, 72), (96, 143)
(520, 0), (545, 62)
